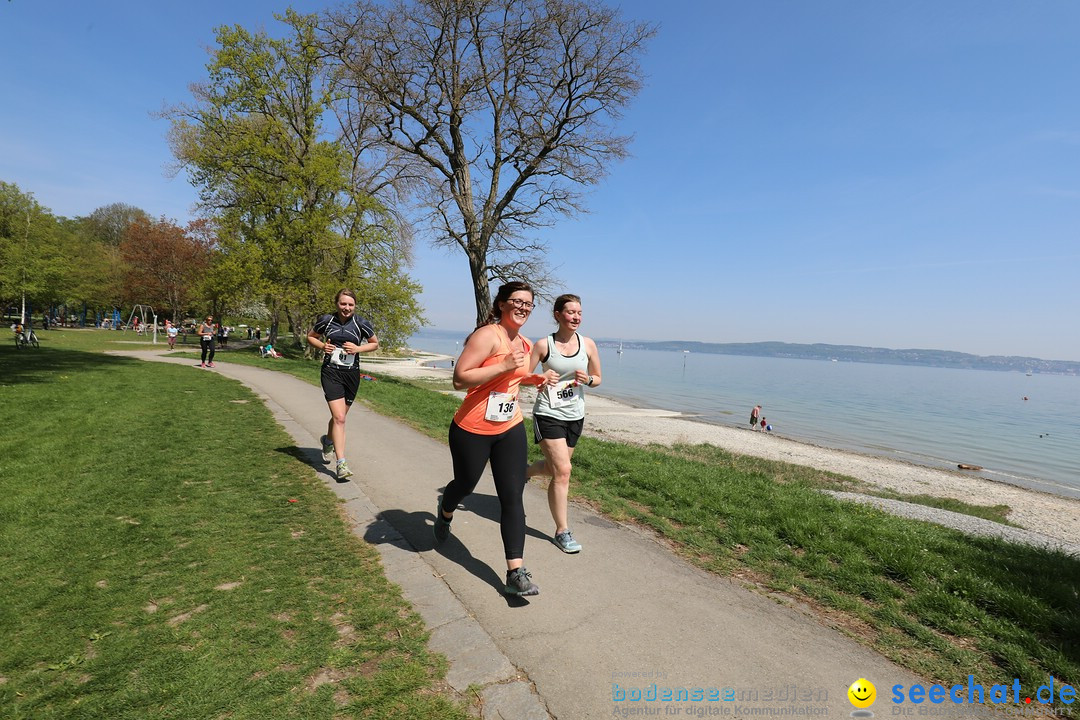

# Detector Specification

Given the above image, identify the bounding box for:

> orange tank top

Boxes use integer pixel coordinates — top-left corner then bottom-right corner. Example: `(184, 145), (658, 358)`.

(452, 325), (532, 435)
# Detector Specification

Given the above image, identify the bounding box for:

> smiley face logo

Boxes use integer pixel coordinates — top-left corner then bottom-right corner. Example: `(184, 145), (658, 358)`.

(848, 678), (876, 709)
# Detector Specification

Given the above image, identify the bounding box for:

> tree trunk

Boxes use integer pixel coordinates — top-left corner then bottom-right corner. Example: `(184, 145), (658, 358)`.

(168, 290), (180, 326)
(286, 305), (311, 355)
(468, 250), (491, 328)
(269, 309), (280, 346)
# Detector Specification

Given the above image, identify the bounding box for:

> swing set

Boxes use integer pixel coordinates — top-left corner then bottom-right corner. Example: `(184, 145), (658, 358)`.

(126, 304), (160, 343)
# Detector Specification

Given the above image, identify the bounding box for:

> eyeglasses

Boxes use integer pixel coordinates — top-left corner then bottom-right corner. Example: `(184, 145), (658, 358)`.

(505, 298), (534, 311)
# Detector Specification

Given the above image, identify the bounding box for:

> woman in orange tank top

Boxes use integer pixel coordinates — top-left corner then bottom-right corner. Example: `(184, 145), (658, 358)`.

(433, 281), (547, 597)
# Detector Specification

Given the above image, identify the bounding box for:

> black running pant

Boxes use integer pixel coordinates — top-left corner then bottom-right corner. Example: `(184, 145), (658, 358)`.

(200, 337), (216, 363)
(443, 421), (528, 560)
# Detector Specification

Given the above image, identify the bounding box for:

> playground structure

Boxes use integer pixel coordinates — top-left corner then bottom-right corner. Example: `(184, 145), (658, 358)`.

(126, 304), (159, 343)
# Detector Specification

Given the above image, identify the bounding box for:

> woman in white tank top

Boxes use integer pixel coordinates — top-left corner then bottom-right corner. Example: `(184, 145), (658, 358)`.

(526, 294), (602, 554)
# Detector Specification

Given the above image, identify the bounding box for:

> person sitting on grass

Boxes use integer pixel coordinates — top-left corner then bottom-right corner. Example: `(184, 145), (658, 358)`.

(264, 343), (282, 359)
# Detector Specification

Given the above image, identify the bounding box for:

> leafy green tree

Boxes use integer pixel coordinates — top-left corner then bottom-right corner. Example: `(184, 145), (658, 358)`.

(166, 10), (423, 350)
(321, 0), (655, 325)
(0, 181), (35, 312)
(185, 217), (245, 322)
(81, 203), (151, 246)
(0, 181), (67, 322)
(63, 220), (126, 323)
(59, 212), (133, 325)
(63, 203), (155, 324)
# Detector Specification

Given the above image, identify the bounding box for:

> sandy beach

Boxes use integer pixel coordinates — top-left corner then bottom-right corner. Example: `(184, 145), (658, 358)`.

(363, 354), (1080, 551)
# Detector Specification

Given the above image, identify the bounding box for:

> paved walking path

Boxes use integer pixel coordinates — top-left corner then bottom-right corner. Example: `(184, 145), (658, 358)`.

(116, 352), (925, 719)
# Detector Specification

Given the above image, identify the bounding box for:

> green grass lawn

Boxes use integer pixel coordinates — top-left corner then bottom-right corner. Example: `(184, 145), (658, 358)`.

(8, 328), (1079, 717)
(0, 330), (468, 720)
(566, 442), (1078, 700)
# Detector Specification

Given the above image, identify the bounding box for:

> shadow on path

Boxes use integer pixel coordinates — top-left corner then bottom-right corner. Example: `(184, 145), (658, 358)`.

(374, 504), (533, 607)
(274, 445), (339, 482)
(456, 489), (552, 545)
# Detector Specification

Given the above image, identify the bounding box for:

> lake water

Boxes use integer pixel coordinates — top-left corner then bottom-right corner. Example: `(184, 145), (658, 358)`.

(408, 329), (1080, 499)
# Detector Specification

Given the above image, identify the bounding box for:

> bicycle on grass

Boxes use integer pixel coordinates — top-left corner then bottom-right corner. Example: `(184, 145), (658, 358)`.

(14, 327), (39, 348)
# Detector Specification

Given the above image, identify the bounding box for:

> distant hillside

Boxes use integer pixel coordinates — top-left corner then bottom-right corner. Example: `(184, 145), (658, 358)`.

(597, 340), (1080, 375)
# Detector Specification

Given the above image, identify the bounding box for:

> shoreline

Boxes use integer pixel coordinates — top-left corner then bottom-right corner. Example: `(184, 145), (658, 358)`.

(368, 353), (1080, 549)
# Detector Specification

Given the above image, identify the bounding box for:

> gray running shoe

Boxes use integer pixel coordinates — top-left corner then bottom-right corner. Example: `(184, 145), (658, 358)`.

(504, 567), (540, 596)
(553, 530), (582, 554)
(320, 435), (334, 462)
(336, 459), (353, 480)
(433, 495), (452, 545)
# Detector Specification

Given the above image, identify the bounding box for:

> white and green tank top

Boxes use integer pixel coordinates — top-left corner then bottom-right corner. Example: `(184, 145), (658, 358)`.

(532, 333), (589, 421)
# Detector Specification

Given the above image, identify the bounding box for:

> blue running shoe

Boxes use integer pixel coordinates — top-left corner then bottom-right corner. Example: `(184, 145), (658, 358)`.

(553, 530), (582, 554)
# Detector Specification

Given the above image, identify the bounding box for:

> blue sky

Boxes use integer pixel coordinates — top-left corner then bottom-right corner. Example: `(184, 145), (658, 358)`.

(3, 1), (1079, 360)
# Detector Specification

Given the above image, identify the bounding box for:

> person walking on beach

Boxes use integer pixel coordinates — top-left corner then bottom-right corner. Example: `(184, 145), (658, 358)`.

(307, 289), (379, 480)
(760, 416), (768, 432)
(525, 294), (601, 554)
(750, 405), (761, 430)
(198, 315), (217, 368)
(433, 281), (547, 597)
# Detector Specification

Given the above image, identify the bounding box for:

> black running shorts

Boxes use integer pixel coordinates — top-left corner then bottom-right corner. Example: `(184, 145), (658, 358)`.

(321, 364), (361, 405)
(532, 414), (584, 448)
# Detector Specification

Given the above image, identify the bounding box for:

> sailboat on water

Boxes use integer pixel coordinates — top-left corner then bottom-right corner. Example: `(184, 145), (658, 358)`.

(616, 340), (623, 354)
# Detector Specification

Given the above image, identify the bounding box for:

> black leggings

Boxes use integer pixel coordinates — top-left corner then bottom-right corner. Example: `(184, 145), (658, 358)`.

(201, 337), (216, 363)
(443, 421), (528, 560)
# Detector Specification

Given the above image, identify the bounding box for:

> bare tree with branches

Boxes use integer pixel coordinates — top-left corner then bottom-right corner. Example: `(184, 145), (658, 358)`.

(321, 0), (655, 325)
